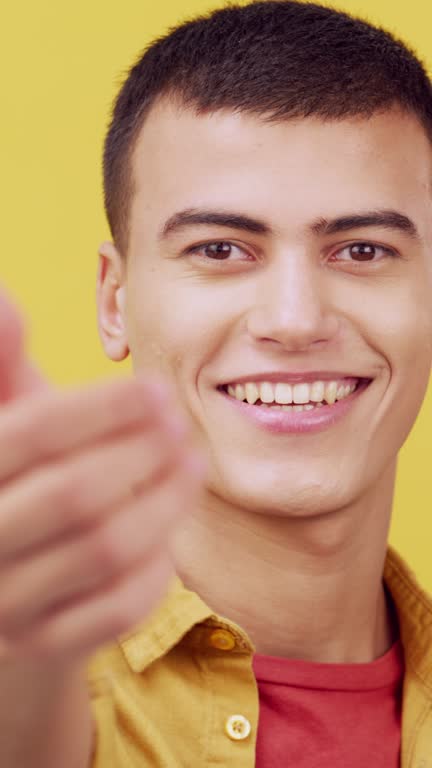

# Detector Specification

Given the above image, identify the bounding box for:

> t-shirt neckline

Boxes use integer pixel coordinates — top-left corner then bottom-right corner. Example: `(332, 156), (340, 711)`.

(252, 637), (404, 692)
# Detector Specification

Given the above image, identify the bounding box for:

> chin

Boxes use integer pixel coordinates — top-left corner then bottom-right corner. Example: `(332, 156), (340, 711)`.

(209, 465), (359, 520)
(205, 438), (387, 518)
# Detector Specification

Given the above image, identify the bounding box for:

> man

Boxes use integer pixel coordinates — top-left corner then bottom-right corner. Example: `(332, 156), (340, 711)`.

(1, 0), (432, 765)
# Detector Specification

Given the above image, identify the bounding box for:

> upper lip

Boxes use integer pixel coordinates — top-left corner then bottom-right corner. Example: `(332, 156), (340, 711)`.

(219, 371), (368, 386)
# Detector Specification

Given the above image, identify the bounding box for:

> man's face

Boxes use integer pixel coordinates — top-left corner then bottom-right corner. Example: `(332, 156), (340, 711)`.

(98, 101), (432, 518)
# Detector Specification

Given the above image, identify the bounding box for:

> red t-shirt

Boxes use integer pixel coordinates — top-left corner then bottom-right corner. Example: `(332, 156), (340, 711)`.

(252, 638), (404, 766)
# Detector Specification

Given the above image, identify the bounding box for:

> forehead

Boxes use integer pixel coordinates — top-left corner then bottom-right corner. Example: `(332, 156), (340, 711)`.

(129, 100), (432, 240)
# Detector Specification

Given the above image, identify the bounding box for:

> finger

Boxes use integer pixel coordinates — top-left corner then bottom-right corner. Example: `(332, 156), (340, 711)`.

(0, 457), (203, 634)
(0, 373), (175, 484)
(7, 359), (50, 400)
(0, 288), (26, 403)
(4, 550), (177, 662)
(0, 289), (48, 403)
(0, 417), (192, 559)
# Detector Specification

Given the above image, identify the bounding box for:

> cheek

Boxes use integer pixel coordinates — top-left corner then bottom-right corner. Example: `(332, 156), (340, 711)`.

(370, 291), (432, 439)
(383, 293), (432, 375)
(127, 276), (225, 381)
(354, 272), (432, 372)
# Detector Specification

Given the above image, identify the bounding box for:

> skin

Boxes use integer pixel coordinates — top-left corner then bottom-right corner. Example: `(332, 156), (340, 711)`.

(98, 100), (432, 662)
(0, 293), (205, 767)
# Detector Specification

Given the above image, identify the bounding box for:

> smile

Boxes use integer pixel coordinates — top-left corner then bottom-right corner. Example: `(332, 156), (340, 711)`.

(217, 377), (372, 434)
(224, 378), (358, 411)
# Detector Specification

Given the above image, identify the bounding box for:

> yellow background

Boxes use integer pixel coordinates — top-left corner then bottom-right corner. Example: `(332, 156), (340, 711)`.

(1, 1), (431, 584)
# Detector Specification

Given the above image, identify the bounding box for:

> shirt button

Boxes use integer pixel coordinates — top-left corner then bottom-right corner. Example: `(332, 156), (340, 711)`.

(225, 714), (252, 741)
(208, 629), (236, 651)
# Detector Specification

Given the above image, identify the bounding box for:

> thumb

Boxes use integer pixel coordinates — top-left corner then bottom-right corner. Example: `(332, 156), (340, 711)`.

(0, 288), (49, 403)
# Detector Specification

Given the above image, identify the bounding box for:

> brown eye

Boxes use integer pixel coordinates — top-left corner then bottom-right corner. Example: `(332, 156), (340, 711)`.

(202, 242), (233, 260)
(349, 243), (378, 261)
(186, 241), (250, 262)
(331, 242), (396, 263)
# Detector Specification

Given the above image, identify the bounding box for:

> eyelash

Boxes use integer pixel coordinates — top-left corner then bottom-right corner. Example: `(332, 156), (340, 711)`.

(183, 240), (398, 265)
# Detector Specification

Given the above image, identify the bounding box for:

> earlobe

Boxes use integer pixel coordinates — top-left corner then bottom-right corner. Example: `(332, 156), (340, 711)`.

(96, 241), (130, 362)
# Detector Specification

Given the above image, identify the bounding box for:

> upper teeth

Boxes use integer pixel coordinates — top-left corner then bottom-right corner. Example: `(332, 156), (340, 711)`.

(226, 380), (357, 406)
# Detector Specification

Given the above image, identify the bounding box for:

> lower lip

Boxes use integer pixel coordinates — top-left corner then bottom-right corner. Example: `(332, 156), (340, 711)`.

(217, 380), (370, 434)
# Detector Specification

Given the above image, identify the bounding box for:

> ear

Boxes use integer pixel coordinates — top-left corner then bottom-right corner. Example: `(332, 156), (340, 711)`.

(96, 240), (129, 362)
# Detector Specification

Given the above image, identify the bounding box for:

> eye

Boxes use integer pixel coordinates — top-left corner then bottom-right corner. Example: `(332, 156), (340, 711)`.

(330, 242), (397, 263)
(185, 241), (247, 261)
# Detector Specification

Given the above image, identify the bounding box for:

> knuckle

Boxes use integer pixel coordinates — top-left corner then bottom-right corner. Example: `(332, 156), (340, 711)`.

(46, 464), (94, 528)
(0, 603), (14, 630)
(106, 558), (172, 637)
(107, 596), (142, 637)
(89, 525), (129, 575)
(15, 628), (58, 660)
(106, 608), (133, 638)
(103, 379), (151, 428)
(20, 393), (62, 461)
(0, 594), (23, 634)
(13, 410), (49, 463)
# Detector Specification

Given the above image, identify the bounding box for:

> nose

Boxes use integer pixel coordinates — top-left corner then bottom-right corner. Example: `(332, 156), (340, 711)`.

(246, 253), (340, 352)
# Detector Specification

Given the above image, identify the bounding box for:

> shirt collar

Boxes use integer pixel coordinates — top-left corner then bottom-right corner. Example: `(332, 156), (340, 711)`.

(384, 544), (432, 686)
(120, 575), (222, 672)
(120, 544), (432, 681)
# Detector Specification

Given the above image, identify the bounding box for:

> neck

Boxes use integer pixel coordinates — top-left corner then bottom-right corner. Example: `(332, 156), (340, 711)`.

(171, 462), (399, 663)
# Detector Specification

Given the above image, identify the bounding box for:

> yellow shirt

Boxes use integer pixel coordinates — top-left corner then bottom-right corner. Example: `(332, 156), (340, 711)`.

(87, 545), (432, 767)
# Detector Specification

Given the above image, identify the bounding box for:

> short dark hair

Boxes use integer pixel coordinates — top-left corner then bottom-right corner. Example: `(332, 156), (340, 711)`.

(103, 0), (432, 255)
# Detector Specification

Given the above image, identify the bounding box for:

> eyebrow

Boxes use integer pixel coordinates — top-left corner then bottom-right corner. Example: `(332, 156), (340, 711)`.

(310, 210), (420, 239)
(158, 208), (271, 240)
(158, 207), (420, 241)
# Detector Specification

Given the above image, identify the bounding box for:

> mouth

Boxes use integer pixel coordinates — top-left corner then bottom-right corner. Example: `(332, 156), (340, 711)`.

(216, 376), (372, 434)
